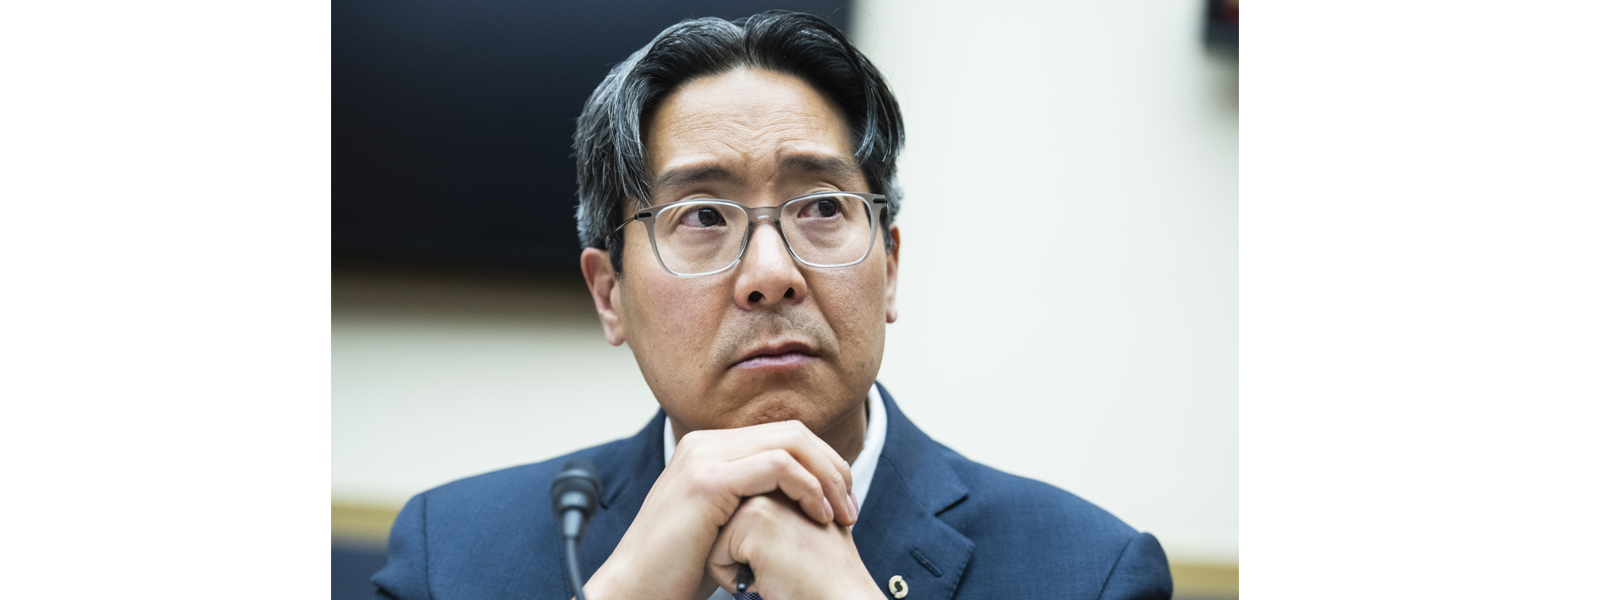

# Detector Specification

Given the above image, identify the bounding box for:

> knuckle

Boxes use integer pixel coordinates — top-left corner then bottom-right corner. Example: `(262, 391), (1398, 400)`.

(766, 450), (792, 471)
(745, 495), (778, 515)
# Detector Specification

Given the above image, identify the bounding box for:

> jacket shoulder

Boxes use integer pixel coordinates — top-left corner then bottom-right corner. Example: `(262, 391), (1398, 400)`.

(372, 437), (640, 600)
(935, 448), (1172, 599)
(946, 451), (1139, 543)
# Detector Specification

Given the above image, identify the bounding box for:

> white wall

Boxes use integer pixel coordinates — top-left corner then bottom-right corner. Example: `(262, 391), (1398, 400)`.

(332, 270), (660, 506)
(855, 0), (1238, 562)
(333, 0), (1236, 564)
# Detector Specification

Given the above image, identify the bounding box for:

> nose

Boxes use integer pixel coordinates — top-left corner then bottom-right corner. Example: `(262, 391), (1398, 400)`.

(734, 218), (808, 309)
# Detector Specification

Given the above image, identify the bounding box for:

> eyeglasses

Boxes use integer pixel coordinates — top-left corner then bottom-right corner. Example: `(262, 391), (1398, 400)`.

(613, 192), (888, 277)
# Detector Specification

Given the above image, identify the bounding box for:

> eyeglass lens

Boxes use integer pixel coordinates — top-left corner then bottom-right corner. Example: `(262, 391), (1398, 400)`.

(650, 194), (874, 275)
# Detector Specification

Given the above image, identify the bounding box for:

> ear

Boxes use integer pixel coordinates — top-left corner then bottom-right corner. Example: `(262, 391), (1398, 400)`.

(884, 224), (900, 324)
(581, 247), (627, 346)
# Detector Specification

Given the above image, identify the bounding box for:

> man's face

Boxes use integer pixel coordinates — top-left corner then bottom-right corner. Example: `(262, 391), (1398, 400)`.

(584, 67), (899, 443)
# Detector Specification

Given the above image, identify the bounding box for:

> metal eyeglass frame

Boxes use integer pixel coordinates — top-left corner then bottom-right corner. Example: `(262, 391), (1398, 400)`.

(612, 191), (889, 277)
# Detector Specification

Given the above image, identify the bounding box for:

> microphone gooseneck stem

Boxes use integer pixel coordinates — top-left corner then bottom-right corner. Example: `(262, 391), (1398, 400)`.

(565, 534), (587, 600)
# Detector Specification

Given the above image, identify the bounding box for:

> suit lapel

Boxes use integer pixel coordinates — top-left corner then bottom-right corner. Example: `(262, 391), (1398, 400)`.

(853, 383), (974, 600)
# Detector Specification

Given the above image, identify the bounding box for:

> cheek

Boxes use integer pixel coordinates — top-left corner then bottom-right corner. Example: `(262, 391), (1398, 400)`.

(622, 272), (726, 378)
(815, 265), (888, 354)
(654, 285), (723, 342)
(621, 232), (717, 340)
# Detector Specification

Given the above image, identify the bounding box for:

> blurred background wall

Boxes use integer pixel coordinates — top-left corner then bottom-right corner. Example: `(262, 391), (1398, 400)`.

(333, 0), (1237, 597)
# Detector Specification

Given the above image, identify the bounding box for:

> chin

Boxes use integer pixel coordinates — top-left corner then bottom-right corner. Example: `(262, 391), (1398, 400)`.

(733, 386), (863, 433)
(723, 391), (802, 425)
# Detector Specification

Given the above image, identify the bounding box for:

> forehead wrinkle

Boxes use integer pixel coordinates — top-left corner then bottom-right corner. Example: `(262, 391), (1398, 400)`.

(646, 68), (858, 200)
(671, 111), (835, 154)
(657, 124), (844, 187)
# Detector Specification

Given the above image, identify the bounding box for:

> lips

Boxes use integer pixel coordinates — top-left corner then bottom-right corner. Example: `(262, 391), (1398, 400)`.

(732, 340), (818, 369)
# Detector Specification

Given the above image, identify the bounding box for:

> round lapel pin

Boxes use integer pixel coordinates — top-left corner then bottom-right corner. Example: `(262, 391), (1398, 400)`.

(888, 575), (908, 599)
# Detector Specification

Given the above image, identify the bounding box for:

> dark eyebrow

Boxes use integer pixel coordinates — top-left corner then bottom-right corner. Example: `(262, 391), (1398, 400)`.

(654, 165), (737, 192)
(780, 155), (859, 181)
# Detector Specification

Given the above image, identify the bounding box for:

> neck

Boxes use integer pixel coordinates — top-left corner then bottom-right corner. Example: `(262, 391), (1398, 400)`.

(817, 398), (869, 465)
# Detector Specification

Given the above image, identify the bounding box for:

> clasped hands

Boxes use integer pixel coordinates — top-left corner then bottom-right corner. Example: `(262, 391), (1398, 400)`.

(583, 421), (885, 600)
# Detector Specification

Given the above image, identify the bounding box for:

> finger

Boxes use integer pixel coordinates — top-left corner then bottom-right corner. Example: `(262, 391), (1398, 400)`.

(678, 420), (855, 525)
(707, 495), (794, 595)
(705, 534), (743, 595)
(718, 449), (834, 524)
(746, 420), (855, 525)
(705, 499), (757, 595)
(796, 422), (858, 525)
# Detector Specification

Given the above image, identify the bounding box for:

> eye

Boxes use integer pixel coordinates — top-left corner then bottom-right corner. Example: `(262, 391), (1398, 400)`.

(799, 198), (842, 219)
(678, 205), (728, 228)
(697, 207), (724, 226)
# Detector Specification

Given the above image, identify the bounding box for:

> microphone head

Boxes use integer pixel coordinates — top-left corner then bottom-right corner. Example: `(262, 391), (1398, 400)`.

(550, 459), (603, 518)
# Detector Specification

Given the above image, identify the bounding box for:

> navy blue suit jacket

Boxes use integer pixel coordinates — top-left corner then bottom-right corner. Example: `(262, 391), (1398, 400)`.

(373, 384), (1172, 599)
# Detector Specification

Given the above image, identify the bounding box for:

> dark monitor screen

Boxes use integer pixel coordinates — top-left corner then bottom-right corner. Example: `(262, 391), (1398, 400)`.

(333, 0), (852, 277)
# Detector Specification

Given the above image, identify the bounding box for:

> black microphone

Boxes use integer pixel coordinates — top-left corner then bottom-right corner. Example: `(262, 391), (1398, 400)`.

(550, 459), (603, 600)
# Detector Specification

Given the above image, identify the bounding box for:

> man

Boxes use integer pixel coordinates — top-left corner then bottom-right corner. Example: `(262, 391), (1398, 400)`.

(374, 11), (1172, 600)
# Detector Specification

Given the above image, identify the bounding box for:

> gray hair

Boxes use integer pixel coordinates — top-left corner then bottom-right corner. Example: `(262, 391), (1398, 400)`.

(573, 10), (905, 276)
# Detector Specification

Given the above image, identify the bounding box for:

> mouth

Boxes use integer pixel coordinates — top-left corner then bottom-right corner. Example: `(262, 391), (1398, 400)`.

(732, 340), (819, 370)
